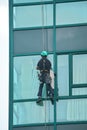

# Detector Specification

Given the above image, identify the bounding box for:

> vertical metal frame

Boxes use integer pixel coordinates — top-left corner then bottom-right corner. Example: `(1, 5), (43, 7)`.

(69, 54), (73, 96)
(53, 1), (57, 130)
(9, 0), (13, 130)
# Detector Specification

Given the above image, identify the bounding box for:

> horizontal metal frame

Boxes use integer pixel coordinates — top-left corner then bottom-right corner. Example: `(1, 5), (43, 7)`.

(13, 1), (53, 7)
(13, 0), (87, 7)
(13, 52), (53, 57)
(13, 122), (54, 128)
(13, 95), (87, 103)
(13, 120), (87, 128)
(72, 84), (87, 88)
(13, 23), (87, 31)
(13, 50), (87, 57)
(55, 0), (87, 4)
(13, 97), (53, 103)
(13, 26), (53, 31)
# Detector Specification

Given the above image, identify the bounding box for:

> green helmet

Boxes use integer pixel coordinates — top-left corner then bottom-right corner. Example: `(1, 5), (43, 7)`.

(41, 51), (48, 56)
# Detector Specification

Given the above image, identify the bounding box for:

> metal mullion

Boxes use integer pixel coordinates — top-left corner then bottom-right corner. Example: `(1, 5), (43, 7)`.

(13, 25), (53, 31)
(13, 23), (87, 31)
(56, 23), (87, 28)
(72, 84), (87, 88)
(53, 1), (57, 130)
(56, 50), (87, 55)
(55, 0), (87, 4)
(13, 122), (54, 128)
(58, 95), (87, 100)
(69, 54), (73, 96)
(13, 50), (87, 57)
(56, 120), (87, 125)
(13, 97), (51, 103)
(9, 0), (14, 130)
(13, 52), (53, 57)
(13, 1), (53, 7)
(13, 120), (87, 128)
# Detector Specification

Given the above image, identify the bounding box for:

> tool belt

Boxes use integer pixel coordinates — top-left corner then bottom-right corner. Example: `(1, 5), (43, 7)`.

(40, 70), (49, 73)
(38, 72), (51, 84)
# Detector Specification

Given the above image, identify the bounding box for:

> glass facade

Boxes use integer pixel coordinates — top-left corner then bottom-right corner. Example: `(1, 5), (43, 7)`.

(56, 1), (87, 25)
(57, 99), (87, 122)
(13, 4), (53, 28)
(13, 55), (53, 99)
(9, 0), (87, 130)
(73, 54), (87, 84)
(72, 88), (87, 96)
(14, 29), (53, 55)
(13, 101), (54, 125)
(57, 55), (69, 96)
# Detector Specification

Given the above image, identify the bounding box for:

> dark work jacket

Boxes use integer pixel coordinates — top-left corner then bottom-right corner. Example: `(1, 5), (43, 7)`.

(37, 57), (51, 72)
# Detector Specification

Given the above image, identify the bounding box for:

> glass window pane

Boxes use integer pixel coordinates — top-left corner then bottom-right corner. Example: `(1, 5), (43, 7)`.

(13, 5), (53, 28)
(56, 26), (87, 52)
(14, 29), (53, 55)
(57, 55), (69, 96)
(72, 88), (87, 95)
(13, 101), (54, 125)
(57, 99), (87, 122)
(73, 54), (87, 84)
(56, 2), (87, 25)
(14, 0), (52, 3)
(13, 55), (53, 100)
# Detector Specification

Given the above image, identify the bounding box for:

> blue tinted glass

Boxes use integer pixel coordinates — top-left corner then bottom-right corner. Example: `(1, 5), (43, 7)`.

(57, 55), (69, 96)
(13, 4), (53, 28)
(72, 88), (87, 96)
(57, 99), (87, 122)
(13, 101), (54, 125)
(14, 0), (52, 3)
(13, 55), (53, 100)
(56, 1), (87, 25)
(73, 54), (87, 84)
(14, 29), (53, 55)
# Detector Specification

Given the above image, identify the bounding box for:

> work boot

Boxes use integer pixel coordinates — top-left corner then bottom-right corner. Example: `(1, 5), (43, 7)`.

(49, 94), (54, 105)
(36, 97), (42, 104)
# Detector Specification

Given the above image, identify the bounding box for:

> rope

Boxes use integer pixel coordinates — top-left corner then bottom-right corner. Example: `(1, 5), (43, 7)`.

(41, 1), (50, 130)
(41, 0), (45, 50)
(41, 1), (47, 129)
(45, 4), (49, 51)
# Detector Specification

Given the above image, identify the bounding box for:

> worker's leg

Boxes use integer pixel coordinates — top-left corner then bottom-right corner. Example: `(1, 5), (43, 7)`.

(36, 83), (44, 104)
(37, 83), (44, 97)
(46, 83), (54, 96)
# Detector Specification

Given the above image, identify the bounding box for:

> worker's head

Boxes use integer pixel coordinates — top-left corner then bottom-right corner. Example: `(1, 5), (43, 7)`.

(41, 51), (48, 57)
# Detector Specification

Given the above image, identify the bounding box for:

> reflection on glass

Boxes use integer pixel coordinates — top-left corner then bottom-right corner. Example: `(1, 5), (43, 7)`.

(57, 55), (69, 96)
(13, 101), (54, 125)
(57, 99), (87, 122)
(13, 55), (53, 99)
(13, 4), (53, 28)
(73, 54), (87, 84)
(56, 1), (87, 25)
(72, 88), (87, 95)
(14, 0), (52, 3)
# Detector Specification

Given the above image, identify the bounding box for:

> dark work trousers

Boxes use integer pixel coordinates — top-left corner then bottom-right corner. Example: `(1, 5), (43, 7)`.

(37, 72), (54, 97)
